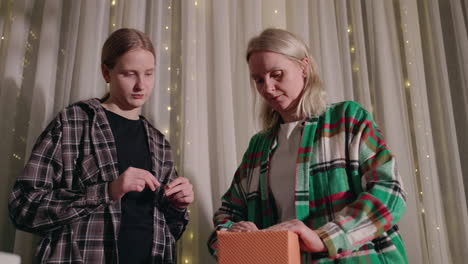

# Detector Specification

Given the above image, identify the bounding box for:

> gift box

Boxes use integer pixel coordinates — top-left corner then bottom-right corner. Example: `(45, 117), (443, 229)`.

(217, 230), (300, 264)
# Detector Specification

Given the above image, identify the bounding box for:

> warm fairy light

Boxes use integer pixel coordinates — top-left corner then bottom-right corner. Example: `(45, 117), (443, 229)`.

(112, 23), (116, 27)
(350, 46), (355, 53)
(274, 10), (278, 14)
(421, 208), (425, 213)
(165, 129), (169, 134)
(426, 154), (430, 158)
(347, 26), (352, 33)
(405, 80), (411, 87)
(168, 67), (171, 71)
(194, 1), (198, 6)
(111, 0), (116, 6)
(190, 233), (194, 239)
(185, 259), (189, 264)
(1, 36), (4, 40)
(165, 26), (169, 30)
(167, 106), (172, 111)
(168, 6), (171, 9)
(167, 87), (171, 91)
(165, 46), (169, 51)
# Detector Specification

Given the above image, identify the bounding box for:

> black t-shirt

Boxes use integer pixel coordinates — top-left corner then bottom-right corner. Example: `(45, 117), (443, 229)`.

(105, 109), (154, 264)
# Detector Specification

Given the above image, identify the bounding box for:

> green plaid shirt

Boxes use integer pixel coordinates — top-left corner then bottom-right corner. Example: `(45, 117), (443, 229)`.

(208, 101), (407, 263)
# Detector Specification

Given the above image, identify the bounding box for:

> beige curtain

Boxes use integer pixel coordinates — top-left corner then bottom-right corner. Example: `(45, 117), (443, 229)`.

(0, 0), (467, 263)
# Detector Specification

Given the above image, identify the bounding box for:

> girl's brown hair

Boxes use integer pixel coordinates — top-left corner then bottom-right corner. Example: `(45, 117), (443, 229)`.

(101, 28), (155, 70)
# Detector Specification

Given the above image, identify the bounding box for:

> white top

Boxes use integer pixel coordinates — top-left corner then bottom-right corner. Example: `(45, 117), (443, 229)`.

(0, 252), (21, 264)
(269, 121), (303, 222)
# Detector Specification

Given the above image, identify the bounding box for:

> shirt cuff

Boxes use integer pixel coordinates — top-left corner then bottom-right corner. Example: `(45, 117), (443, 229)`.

(85, 182), (111, 206)
(316, 222), (353, 258)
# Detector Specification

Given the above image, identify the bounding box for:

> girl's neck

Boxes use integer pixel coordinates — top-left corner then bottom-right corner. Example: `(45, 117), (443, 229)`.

(101, 100), (140, 120)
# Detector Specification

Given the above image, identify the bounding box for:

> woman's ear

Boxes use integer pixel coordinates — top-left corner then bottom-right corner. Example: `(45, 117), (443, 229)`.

(101, 64), (111, 83)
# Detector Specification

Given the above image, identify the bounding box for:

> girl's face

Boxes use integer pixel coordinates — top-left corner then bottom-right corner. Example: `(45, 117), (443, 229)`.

(248, 51), (308, 122)
(102, 48), (155, 111)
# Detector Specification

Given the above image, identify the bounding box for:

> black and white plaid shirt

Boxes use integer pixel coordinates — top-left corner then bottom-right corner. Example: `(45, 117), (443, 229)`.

(9, 98), (188, 263)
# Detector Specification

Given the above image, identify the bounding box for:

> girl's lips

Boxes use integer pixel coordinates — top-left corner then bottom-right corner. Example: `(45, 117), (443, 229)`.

(132, 94), (144, 99)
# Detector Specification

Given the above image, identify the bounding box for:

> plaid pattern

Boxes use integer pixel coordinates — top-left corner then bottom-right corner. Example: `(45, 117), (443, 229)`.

(9, 98), (188, 264)
(208, 101), (407, 263)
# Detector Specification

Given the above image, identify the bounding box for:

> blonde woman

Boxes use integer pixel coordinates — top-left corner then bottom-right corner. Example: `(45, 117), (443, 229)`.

(208, 28), (407, 263)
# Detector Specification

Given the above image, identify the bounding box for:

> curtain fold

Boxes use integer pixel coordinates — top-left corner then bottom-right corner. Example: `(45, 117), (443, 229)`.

(0, 1), (467, 263)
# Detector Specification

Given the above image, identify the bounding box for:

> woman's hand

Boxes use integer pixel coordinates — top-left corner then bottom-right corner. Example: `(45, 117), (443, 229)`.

(109, 167), (160, 201)
(227, 221), (259, 232)
(164, 177), (194, 209)
(265, 219), (326, 253)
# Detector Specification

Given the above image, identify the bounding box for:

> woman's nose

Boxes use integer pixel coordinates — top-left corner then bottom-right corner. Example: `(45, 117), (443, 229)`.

(264, 78), (275, 94)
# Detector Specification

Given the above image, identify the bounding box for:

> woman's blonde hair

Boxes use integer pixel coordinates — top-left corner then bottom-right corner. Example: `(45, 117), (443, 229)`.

(246, 28), (327, 131)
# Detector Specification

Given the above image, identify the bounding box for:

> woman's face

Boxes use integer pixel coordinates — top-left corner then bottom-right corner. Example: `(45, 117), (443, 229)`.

(248, 51), (307, 122)
(103, 48), (155, 111)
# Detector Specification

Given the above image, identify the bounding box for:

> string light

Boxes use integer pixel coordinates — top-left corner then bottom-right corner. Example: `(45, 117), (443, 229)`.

(353, 65), (359, 72)
(1, 36), (4, 40)
(111, 0), (116, 6)
(405, 80), (411, 88)
(112, 23), (116, 27)
(165, 26), (169, 30)
(167, 106), (172, 111)
(194, 1), (198, 6)
(190, 233), (194, 239)
(165, 46), (169, 51)
(167, 87), (171, 91)
(347, 26), (352, 33)
(185, 259), (189, 264)
(274, 10), (278, 14)
(421, 208), (425, 213)
(168, 5), (171, 9)
(165, 129), (169, 134)
(426, 154), (430, 158)
(350, 46), (355, 53)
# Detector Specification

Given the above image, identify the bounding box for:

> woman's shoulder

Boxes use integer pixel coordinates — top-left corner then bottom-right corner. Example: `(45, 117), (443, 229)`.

(323, 101), (372, 119)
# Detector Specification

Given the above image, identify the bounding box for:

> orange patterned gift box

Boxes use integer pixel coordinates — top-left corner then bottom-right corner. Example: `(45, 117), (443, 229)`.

(217, 230), (300, 264)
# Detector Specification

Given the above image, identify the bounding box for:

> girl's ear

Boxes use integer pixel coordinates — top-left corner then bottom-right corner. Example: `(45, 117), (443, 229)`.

(101, 64), (111, 83)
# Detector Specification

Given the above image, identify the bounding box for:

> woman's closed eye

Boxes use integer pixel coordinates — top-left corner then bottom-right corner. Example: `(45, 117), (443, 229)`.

(270, 70), (283, 80)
